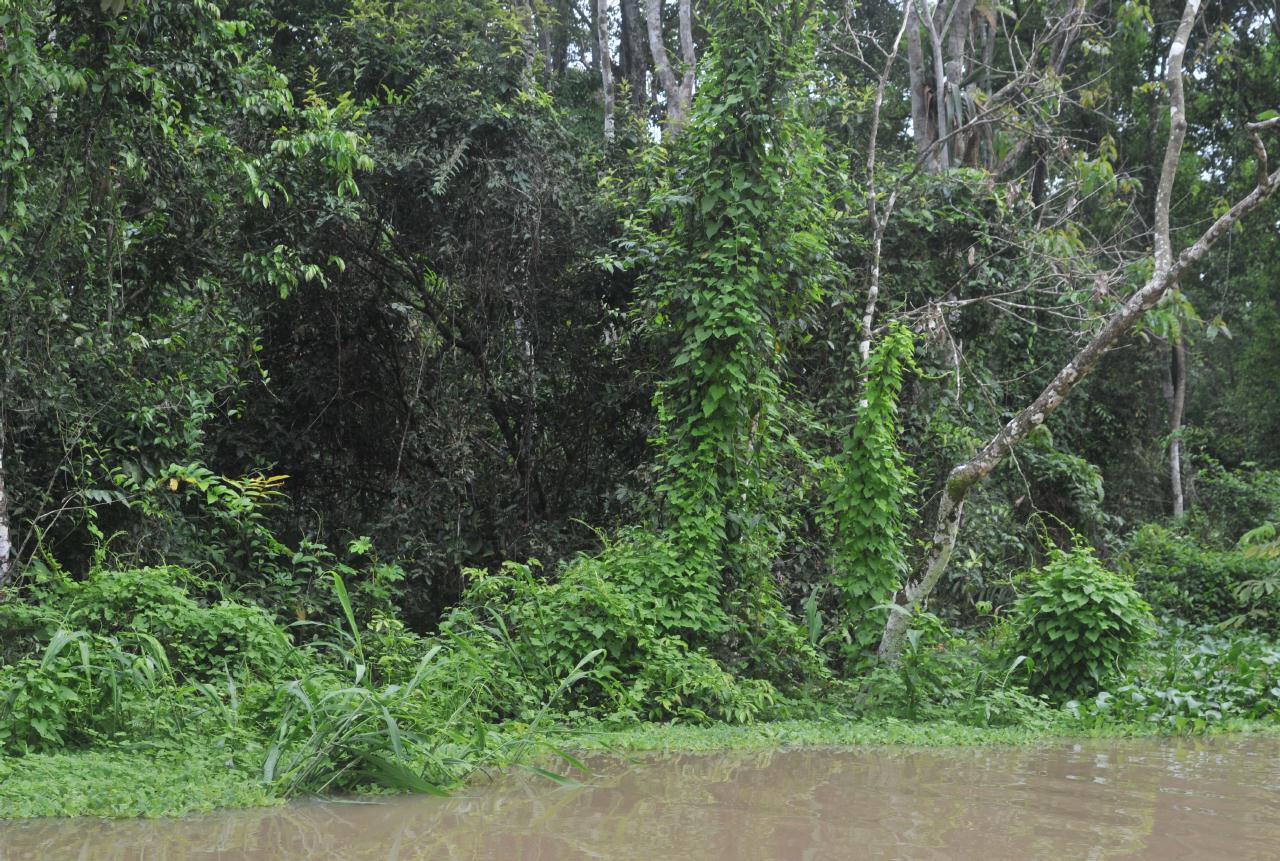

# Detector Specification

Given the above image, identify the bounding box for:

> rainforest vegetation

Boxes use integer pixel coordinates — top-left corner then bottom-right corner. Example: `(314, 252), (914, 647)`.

(1, 0), (1279, 818)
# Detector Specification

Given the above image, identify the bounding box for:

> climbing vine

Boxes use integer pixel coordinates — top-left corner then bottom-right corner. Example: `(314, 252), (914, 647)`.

(645, 0), (832, 625)
(824, 323), (917, 664)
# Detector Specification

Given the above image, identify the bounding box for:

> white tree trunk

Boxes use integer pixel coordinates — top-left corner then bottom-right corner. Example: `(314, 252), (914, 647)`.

(643, 0), (693, 135)
(597, 0), (616, 142)
(1170, 337), (1187, 518)
(879, 0), (1280, 661)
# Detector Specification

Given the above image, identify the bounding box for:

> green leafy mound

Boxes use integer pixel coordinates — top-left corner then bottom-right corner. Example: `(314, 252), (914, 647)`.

(1125, 525), (1280, 629)
(1011, 544), (1153, 701)
(444, 530), (822, 725)
(0, 566), (297, 754)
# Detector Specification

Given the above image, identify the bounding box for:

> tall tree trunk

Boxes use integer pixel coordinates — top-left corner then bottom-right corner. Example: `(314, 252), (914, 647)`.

(878, 0), (1280, 661)
(597, 0), (616, 141)
(550, 0), (572, 76)
(921, 0), (949, 169)
(676, 0), (695, 114)
(620, 0), (649, 109)
(905, 3), (936, 168)
(940, 0), (975, 168)
(1169, 336), (1187, 518)
(516, 0), (540, 81)
(643, 0), (693, 135)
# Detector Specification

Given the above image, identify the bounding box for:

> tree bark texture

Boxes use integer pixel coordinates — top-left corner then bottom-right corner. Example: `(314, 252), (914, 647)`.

(1169, 337), (1187, 518)
(619, 0), (649, 109)
(644, 0), (694, 135)
(597, 0), (616, 141)
(0, 432), (13, 588)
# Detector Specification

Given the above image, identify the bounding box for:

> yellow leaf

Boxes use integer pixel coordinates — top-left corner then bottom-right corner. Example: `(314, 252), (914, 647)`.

(169, 478), (179, 492)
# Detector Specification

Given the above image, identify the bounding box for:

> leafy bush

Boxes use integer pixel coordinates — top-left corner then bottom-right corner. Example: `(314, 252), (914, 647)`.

(1190, 463), (1280, 544)
(1011, 544), (1153, 701)
(441, 532), (802, 724)
(1124, 525), (1279, 629)
(0, 566), (297, 753)
(1068, 623), (1280, 731)
(36, 565), (297, 681)
(855, 613), (1056, 729)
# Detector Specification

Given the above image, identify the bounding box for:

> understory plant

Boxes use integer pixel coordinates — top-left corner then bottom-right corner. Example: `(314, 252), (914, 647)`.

(1068, 622), (1280, 731)
(1011, 542), (1153, 701)
(442, 532), (784, 724)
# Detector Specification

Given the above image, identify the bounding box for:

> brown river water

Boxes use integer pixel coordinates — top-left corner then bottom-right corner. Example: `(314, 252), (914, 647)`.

(2, 736), (1278, 860)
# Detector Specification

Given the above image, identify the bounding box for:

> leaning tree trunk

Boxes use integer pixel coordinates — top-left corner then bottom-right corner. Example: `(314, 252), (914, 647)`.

(878, 0), (1280, 661)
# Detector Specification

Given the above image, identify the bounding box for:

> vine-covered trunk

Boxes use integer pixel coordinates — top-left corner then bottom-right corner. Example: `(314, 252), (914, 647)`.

(647, 0), (827, 634)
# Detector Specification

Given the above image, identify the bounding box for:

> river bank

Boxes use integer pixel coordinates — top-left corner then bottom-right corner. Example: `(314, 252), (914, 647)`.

(3, 734), (1279, 860)
(5, 717), (1276, 819)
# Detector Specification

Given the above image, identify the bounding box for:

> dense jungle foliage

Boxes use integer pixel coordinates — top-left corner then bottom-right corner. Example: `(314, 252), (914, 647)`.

(1, 0), (1279, 817)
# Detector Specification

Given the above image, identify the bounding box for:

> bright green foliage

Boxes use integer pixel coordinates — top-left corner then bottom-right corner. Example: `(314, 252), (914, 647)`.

(824, 323), (916, 663)
(0, 746), (278, 818)
(1011, 544), (1154, 701)
(645, 0), (832, 617)
(855, 612), (1055, 728)
(0, 565), (294, 753)
(445, 533), (780, 724)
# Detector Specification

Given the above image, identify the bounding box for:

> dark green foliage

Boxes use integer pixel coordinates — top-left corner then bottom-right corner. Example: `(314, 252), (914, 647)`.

(1189, 464), (1280, 544)
(1011, 544), (1154, 701)
(0, 0), (371, 584)
(1070, 623), (1280, 730)
(1124, 525), (1279, 629)
(2, 0), (1280, 820)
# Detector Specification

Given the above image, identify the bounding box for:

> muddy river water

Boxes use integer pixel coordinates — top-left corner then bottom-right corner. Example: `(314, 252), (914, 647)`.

(2, 735), (1278, 860)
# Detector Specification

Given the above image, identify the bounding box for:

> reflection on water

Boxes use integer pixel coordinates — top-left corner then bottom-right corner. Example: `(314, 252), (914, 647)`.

(2, 736), (1278, 860)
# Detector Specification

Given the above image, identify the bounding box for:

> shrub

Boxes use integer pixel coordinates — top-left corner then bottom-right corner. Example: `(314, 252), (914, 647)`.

(1124, 525), (1279, 629)
(442, 531), (800, 724)
(1011, 544), (1153, 701)
(0, 565), (299, 753)
(1190, 463), (1280, 544)
(1068, 622), (1280, 730)
(856, 613), (1056, 728)
(54, 566), (297, 681)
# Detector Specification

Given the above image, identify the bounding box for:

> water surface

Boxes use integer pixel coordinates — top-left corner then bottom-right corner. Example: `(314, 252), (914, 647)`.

(3, 735), (1278, 860)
